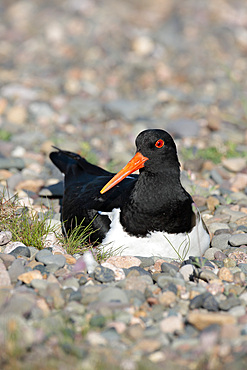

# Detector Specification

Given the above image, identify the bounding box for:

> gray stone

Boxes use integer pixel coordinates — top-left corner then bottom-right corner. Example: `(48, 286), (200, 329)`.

(98, 287), (129, 304)
(138, 256), (155, 268)
(36, 249), (66, 268)
(203, 247), (220, 260)
(166, 118), (200, 138)
(4, 241), (27, 254)
(61, 277), (79, 291)
(0, 259), (11, 286)
(238, 263), (247, 274)
(211, 233), (231, 250)
(207, 223), (230, 234)
(157, 275), (185, 288)
(219, 297), (241, 311)
(10, 246), (31, 258)
(94, 265), (115, 283)
(8, 259), (25, 283)
(0, 231), (12, 245)
(0, 158), (25, 170)
(161, 262), (179, 275)
(229, 234), (247, 247)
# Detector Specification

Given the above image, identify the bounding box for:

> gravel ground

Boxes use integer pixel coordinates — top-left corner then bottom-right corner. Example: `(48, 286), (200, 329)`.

(1, 0), (247, 369)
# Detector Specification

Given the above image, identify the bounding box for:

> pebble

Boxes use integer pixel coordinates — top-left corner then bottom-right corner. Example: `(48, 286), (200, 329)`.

(211, 234), (231, 250)
(229, 233), (247, 247)
(0, 1), (247, 367)
(105, 256), (141, 269)
(94, 266), (115, 283)
(0, 231), (12, 245)
(0, 259), (11, 286)
(9, 246), (31, 258)
(188, 312), (236, 330)
(18, 270), (43, 284)
(218, 267), (234, 282)
(160, 315), (184, 333)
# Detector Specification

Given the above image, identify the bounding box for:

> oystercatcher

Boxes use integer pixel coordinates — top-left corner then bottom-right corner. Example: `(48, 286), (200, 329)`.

(50, 129), (210, 259)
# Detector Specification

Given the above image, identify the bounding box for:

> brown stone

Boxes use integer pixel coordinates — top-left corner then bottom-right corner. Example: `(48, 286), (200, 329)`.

(16, 179), (45, 193)
(18, 270), (43, 284)
(63, 254), (76, 265)
(217, 267), (233, 282)
(187, 311), (236, 330)
(159, 291), (176, 306)
(7, 105), (27, 125)
(0, 259), (11, 287)
(207, 196), (220, 212)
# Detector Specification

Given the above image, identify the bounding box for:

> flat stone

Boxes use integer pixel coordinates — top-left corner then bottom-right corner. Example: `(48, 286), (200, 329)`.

(0, 259), (11, 286)
(187, 311), (236, 330)
(229, 234), (247, 247)
(207, 223), (230, 235)
(203, 247), (220, 260)
(219, 297), (242, 311)
(9, 246), (31, 258)
(222, 157), (246, 172)
(214, 251), (227, 261)
(105, 256), (141, 269)
(18, 270), (43, 284)
(0, 231), (12, 245)
(211, 234), (231, 250)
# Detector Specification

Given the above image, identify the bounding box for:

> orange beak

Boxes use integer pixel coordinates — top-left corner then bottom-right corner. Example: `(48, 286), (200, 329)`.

(100, 152), (148, 194)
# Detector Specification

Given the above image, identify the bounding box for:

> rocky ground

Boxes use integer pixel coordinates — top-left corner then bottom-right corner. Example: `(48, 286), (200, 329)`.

(1, 0), (247, 368)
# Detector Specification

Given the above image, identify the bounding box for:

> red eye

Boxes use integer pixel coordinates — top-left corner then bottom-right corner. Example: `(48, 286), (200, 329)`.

(155, 139), (164, 148)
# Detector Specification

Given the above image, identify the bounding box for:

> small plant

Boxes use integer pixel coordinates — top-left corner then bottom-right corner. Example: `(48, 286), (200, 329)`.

(0, 129), (11, 141)
(0, 191), (58, 250)
(58, 217), (98, 256)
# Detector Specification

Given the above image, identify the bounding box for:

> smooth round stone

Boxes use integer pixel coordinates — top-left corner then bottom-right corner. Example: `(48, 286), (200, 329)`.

(94, 265), (115, 283)
(219, 297), (242, 311)
(31, 279), (48, 292)
(0, 231), (12, 245)
(45, 263), (61, 273)
(9, 246), (30, 258)
(161, 262), (179, 275)
(35, 248), (53, 262)
(0, 253), (16, 269)
(204, 247), (220, 260)
(33, 265), (46, 274)
(157, 274), (185, 288)
(127, 266), (152, 277)
(228, 305), (246, 317)
(214, 251), (227, 261)
(28, 246), (39, 259)
(98, 287), (128, 304)
(229, 234), (247, 247)
(36, 251), (66, 268)
(211, 234), (231, 250)
(78, 275), (87, 285)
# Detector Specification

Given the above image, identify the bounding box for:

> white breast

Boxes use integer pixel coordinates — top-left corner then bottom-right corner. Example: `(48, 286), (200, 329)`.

(100, 208), (210, 260)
